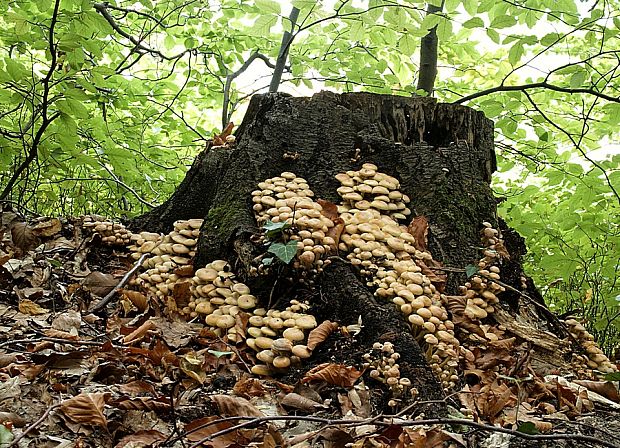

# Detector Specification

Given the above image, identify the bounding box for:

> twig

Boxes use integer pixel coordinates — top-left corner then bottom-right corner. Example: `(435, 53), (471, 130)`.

(89, 253), (149, 312)
(0, 336), (109, 349)
(222, 52), (278, 128)
(8, 403), (60, 447)
(184, 414), (620, 448)
(216, 337), (252, 374)
(98, 162), (155, 208)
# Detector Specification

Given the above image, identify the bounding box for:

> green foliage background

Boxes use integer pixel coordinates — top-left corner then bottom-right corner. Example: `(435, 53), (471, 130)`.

(0, 0), (618, 350)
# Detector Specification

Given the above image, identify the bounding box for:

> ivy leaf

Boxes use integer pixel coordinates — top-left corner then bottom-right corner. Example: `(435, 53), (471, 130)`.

(268, 241), (299, 264)
(262, 256), (274, 266)
(465, 264), (479, 278)
(263, 220), (291, 238)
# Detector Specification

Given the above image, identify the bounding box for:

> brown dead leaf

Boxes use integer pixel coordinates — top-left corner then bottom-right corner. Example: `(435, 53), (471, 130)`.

(232, 376), (267, 399)
(123, 320), (156, 344)
(280, 392), (328, 412)
(180, 352), (207, 384)
(51, 310), (82, 332)
(317, 199), (339, 220)
(301, 363), (362, 387)
(115, 429), (167, 448)
(121, 289), (149, 312)
(109, 396), (171, 412)
(118, 380), (156, 396)
(18, 299), (48, 315)
(59, 392), (109, 428)
(185, 416), (249, 446)
(174, 264), (194, 277)
(10, 222), (39, 253)
(212, 122), (235, 146)
(172, 280), (192, 308)
(415, 258), (446, 292)
(574, 380), (620, 403)
(494, 239), (510, 260)
(407, 215), (428, 252)
(307, 320), (339, 350)
(44, 329), (79, 340)
(31, 218), (62, 237)
(0, 353), (21, 368)
(81, 271), (118, 297)
(400, 427), (452, 448)
(209, 394), (264, 417)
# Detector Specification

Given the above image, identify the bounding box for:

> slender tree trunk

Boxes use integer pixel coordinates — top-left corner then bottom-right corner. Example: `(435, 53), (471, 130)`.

(417, 2), (443, 96)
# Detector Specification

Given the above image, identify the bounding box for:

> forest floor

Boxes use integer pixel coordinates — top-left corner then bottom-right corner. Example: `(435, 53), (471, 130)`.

(1, 211), (620, 448)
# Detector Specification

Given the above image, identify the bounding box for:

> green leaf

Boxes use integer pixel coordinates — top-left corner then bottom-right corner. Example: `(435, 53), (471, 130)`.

(268, 241), (299, 264)
(398, 34), (416, 56)
(605, 372), (620, 381)
(436, 17), (452, 40)
(463, 17), (484, 29)
(208, 350), (233, 358)
(255, 0), (281, 14)
(0, 424), (13, 445)
(252, 14), (277, 35)
(517, 422), (539, 435)
(465, 264), (479, 278)
(569, 70), (586, 88)
(490, 15), (517, 29)
(263, 220), (291, 238)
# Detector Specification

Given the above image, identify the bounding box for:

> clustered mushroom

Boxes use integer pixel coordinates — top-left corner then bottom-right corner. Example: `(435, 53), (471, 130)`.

(83, 216), (132, 245)
(129, 219), (202, 309)
(336, 163), (411, 222)
(333, 165), (460, 390)
(362, 341), (416, 407)
(251, 172), (337, 271)
(565, 318), (617, 375)
(246, 300), (318, 375)
(455, 222), (505, 320)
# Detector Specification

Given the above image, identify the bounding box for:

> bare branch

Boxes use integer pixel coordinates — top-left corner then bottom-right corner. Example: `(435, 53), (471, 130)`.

(452, 81), (620, 105)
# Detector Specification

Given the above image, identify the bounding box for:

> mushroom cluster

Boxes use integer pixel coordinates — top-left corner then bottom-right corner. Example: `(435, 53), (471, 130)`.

(565, 318), (617, 375)
(362, 341), (416, 407)
(129, 219), (202, 309)
(455, 222), (506, 320)
(251, 172), (337, 270)
(247, 300), (318, 375)
(336, 163), (411, 221)
(190, 259), (256, 339)
(83, 216), (132, 245)
(331, 168), (460, 390)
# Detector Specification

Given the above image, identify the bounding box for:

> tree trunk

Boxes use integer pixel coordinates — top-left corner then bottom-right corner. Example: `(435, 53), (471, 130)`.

(131, 92), (576, 415)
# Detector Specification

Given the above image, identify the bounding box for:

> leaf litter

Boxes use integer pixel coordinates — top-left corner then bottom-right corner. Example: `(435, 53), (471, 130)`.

(0, 211), (619, 448)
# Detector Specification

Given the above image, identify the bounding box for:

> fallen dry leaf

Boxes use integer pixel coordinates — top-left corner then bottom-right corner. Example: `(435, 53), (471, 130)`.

(123, 320), (156, 344)
(209, 394), (264, 417)
(18, 299), (48, 315)
(280, 392), (328, 412)
(232, 376), (267, 399)
(306, 320), (339, 350)
(114, 429), (167, 448)
(31, 218), (62, 237)
(44, 329), (79, 340)
(185, 415), (249, 446)
(301, 363), (362, 387)
(407, 215), (428, 252)
(81, 271), (117, 297)
(59, 392), (109, 428)
(10, 222), (39, 253)
(120, 289), (148, 312)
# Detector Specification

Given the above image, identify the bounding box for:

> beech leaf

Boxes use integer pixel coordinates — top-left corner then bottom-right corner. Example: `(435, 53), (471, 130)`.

(59, 392), (108, 428)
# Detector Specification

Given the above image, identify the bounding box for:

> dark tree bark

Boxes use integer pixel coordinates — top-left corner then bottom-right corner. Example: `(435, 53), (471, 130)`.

(131, 92), (571, 413)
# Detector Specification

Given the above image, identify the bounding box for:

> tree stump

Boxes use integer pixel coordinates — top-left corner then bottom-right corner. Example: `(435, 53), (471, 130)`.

(131, 91), (576, 415)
